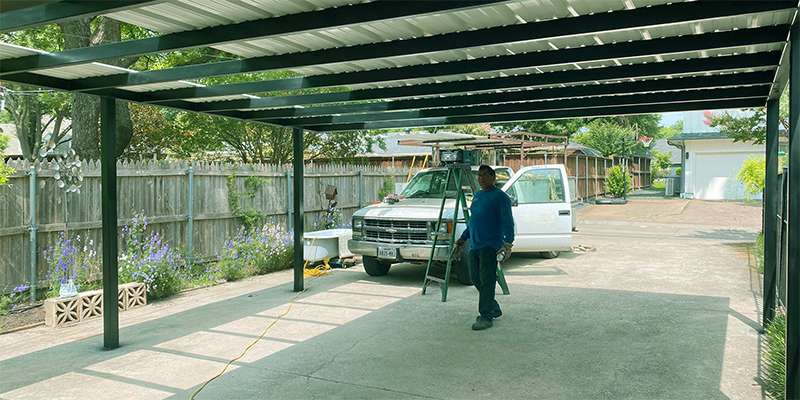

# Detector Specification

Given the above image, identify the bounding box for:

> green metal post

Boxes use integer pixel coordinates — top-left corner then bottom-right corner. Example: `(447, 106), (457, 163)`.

(186, 163), (194, 264)
(28, 164), (37, 302)
(292, 128), (304, 292)
(763, 99), (779, 326)
(285, 171), (292, 231)
(100, 98), (119, 350)
(787, 21), (799, 400)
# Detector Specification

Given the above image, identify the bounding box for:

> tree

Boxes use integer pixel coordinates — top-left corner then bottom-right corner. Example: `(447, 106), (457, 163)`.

(572, 120), (639, 158)
(710, 88), (789, 144)
(650, 149), (673, 179)
(0, 132), (14, 185)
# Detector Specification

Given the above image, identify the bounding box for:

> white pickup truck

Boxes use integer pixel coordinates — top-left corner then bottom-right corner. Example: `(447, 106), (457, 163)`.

(348, 164), (573, 283)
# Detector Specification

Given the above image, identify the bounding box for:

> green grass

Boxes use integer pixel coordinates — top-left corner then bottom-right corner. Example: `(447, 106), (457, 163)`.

(651, 179), (665, 191)
(763, 312), (786, 400)
(754, 232), (765, 273)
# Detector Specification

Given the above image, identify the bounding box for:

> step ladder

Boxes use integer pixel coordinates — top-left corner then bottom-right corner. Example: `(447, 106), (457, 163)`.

(421, 163), (510, 301)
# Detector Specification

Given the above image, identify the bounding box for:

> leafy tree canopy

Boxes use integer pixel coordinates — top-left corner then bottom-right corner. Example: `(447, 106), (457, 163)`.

(711, 87), (789, 144)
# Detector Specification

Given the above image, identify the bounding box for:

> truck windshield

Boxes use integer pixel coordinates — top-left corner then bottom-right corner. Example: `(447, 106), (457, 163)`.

(401, 170), (474, 198)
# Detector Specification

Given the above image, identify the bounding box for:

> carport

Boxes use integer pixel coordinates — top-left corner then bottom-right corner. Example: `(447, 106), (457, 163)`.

(0, 0), (798, 397)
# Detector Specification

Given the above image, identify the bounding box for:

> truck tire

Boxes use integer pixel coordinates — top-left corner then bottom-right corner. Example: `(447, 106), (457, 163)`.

(539, 251), (559, 259)
(363, 256), (391, 276)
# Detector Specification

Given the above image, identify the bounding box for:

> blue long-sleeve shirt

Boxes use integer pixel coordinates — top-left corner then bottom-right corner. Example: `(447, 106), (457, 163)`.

(459, 186), (514, 251)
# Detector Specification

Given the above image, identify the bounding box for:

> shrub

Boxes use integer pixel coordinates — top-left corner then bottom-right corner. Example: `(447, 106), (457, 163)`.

(649, 150), (672, 179)
(605, 165), (632, 198)
(377, 177), (395, 200)
(0, 133), (14, 186)
(43, 233), (99, 298)
(218, 224), (294, 280)
(763, 312), (786, 400)
(737, 156), (765, 199)
(118, 213), (183, 300)
(754, 232), (765, 273)
(0, 284), (30, 315)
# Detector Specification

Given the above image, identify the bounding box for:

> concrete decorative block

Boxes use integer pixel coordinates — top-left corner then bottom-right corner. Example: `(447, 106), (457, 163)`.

(79, 290), (103, 321)
(44, 282), (147, 327)
(122, 282), (147, 309)
(44, 296), (81, 327)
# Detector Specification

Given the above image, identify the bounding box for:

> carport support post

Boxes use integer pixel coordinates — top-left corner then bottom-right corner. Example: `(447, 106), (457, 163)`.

(763, 99), (779, 326)
(100, 97), (119, 350)
(292, 128), (304, 292)
(787, 21), (800, 400)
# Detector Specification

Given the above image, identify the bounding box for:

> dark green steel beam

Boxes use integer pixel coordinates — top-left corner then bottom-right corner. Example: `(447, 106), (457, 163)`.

(162, 26), (787, 112)
(100, 97), (119, 350)
(0, 0), (163, 33)
(142, 51), (780, 106)
(0, 0), (508, 76)
(282, 86), (767, 127)
(243, 71), (773, 121)
(292, 128), (304, 292)
(51, 23), (787, 93)
(298, 98), (765, 131)
(786, 20), (799, 400)
(29, 0), (785, 93)
(763, 98), (779, 327)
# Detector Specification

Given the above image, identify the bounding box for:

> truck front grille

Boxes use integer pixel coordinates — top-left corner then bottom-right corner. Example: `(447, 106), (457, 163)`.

(364, 219), (432, 244)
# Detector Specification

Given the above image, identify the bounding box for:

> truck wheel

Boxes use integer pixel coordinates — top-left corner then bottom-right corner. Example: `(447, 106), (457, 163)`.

(363, 256), (391, 276)
(539, 251), (559, 259)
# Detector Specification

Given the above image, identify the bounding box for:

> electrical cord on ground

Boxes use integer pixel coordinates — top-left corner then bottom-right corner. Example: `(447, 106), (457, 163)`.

(189, 238), (331, 400)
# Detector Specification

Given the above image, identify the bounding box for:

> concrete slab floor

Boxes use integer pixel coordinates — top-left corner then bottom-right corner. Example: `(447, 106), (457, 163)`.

(0, 199), (764, 400)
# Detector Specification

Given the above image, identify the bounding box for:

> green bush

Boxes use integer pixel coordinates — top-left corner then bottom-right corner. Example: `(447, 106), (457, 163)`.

(650, 150), (672, 179)
(605, 165), (632, 198)
(737, 156), (765, 199)
(763, 313), (786, 400)
(0, 133), (14, 186)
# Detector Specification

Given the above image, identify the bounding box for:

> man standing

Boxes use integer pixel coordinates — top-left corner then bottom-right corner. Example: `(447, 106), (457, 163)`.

(456, 165), (514, 331)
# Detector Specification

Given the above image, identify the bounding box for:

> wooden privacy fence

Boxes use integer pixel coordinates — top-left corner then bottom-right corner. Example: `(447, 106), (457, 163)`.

(502, 154), (652, 201)
(0, 159), (407, 290)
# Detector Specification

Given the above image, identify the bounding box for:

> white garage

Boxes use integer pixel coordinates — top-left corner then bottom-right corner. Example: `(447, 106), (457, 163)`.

(669, 133), (765, 201)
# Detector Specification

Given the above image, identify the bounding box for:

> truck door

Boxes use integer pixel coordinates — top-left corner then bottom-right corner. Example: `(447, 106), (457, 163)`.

(502, 166), (573, 252)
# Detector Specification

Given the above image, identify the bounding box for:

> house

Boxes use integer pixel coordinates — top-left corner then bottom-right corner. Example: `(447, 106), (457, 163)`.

(666, 110), (792, 201)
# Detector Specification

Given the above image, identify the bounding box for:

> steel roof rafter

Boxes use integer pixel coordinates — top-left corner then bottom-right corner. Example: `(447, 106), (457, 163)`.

(2, 1), (790, 92)
(298, 98), (766, 131)
(149, 26), (787, 112)
(281, 86), (768, 128)
(0, 0), (165, 33)
(234, 71), (774, 121)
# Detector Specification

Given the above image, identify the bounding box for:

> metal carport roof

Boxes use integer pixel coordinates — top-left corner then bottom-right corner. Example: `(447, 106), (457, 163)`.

(0, 2), (798, 396)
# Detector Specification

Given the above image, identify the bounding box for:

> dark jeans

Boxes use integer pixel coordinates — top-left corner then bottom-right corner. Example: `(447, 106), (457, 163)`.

(468, 247), (501, 320)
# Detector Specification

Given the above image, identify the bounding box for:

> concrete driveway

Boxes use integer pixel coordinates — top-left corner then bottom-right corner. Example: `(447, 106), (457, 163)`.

(0, 199), (764, 400)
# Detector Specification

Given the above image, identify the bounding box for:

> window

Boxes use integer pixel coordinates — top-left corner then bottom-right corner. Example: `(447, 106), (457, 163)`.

(470, 167), (512, 188)
(401, 169), (474, 199)
(508, 168), (565, 204)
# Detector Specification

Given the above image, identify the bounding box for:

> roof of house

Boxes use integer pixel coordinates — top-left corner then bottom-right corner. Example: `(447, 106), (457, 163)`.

(669, 131), (731, 141)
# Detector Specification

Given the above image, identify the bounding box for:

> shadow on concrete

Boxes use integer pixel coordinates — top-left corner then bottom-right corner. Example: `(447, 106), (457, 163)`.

(689, 229), (758, 242)
(1, 268), (734, 400)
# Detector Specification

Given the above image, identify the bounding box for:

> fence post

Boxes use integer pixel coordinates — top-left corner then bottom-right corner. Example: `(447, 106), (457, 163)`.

(584, 156), (589, 199)
(186, 163), (194, 264)
(357, 170), (364, 208)
(575, 156), (580, 201)
(28, 163), (37, 302)
(286, 171), (293, 231)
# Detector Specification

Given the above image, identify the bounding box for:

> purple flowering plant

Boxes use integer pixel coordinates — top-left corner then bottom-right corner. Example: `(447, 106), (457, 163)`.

(118, 213), (183, 300)
(0, 283), (32, 315)
(44, 233), (99, 298)
(218, 224), (293, 281)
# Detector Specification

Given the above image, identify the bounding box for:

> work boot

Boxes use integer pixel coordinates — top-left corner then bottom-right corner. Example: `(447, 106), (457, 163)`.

(471, 317), (493, 331)
(475, 309), (502, 322)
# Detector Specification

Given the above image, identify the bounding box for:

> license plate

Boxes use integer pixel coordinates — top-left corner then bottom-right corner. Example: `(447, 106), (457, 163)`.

(377, 247), (397, 259)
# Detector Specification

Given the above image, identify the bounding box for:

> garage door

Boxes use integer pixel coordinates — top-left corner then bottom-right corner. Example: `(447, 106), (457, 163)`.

(693, 152), (760, 200)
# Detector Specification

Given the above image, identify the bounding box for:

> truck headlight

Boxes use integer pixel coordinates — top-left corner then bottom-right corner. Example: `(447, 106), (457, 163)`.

(352, 217), (364, 238)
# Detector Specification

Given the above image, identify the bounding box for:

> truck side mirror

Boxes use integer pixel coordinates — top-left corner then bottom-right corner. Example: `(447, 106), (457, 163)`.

(511, 197), (518, 207)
